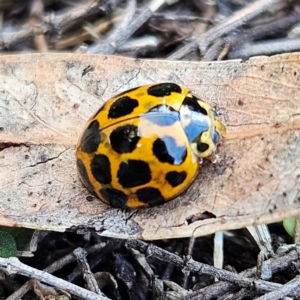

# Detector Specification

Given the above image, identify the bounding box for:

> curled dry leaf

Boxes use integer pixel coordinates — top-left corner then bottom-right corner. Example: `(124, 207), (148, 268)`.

(0, 53), (299, 240)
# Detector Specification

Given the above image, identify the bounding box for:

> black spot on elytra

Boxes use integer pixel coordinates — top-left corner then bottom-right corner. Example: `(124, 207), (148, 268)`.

(152, 136), (187, 165)
(77, 159), (94, 192)
(100, 187), (128, 209)
(153, 138), (173, 164)
(91, 154), (111, 184)
(80, 120), (101, 153)
(143, 105), (179, 126)
(108, 96), (138, 119)
(118, 160), (151, 188)
(110, 124), (140, 153)
(136, 187), (165, 206)
(182, 96), (208, 115)
(147, 83), (182, 97)
(165, 171), (187, 187)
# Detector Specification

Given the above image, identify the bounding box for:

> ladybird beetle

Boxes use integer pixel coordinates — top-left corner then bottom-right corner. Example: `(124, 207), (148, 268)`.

(76, 83), (226, 209)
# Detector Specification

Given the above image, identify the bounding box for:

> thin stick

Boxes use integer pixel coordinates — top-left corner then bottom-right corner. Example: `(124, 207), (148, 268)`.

(168, 0), (281, 60)
(0, 257), (109, 300)
(256, 275), (300, 300)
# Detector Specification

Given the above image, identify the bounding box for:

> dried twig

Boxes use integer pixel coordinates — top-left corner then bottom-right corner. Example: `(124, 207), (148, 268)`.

(47, 0), (112, 33)
(256, 275), (300, 300)
(228, 37), (300, 59)
(6, 281), (33, 300)
(203, 10), (300, 60)
(73, 248), (102, 295)
(5, 243), (106, 299)
(0, 0), (112, 50)
(168, 0), (282, 60)
(126, 240), (300, 299)
(88, 0), (137, 53)
(88, 0), (166, 53)
(66, 239), (121, 283)
(0, 257), (109, 300)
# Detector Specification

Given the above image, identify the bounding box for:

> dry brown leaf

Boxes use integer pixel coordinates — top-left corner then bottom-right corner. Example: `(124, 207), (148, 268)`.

(0, 53), (299, 240)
